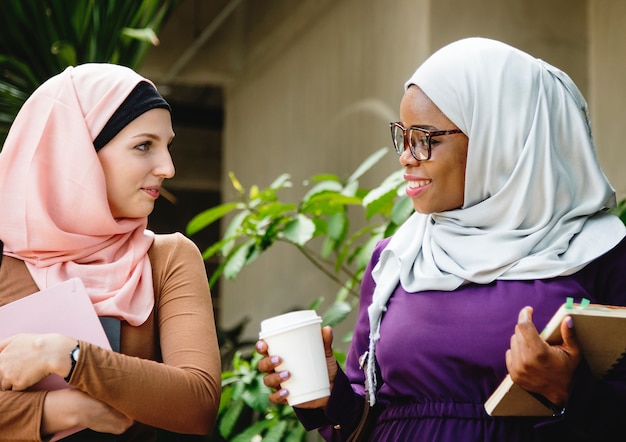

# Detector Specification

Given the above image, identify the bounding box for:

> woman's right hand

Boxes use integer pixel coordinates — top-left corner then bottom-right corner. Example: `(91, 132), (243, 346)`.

(42, 388), (133, 436)
(256, 325), (338, 409)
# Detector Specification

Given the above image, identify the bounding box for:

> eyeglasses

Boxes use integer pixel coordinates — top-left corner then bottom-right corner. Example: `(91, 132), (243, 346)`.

(390, 122), (463, 161)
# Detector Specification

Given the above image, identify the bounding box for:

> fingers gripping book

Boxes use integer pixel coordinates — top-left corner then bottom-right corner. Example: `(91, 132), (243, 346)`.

(485, 298), (626, 416)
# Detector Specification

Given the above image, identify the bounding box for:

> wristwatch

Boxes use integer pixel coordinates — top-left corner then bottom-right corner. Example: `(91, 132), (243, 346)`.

(64, 343), (80, 382)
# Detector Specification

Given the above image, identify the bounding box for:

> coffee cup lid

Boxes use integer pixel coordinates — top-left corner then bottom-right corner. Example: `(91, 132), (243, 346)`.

(259, 310), (322, 338)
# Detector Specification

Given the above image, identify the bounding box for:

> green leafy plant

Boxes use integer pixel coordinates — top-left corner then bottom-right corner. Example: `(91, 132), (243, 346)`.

(0, 0), (178, 147)
(187, 147), (413, 322)
(214, 351), (307, 442)
(188, 148), (413, 440)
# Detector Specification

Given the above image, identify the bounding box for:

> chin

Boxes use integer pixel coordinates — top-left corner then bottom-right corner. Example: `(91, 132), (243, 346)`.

(412, 206), (433, 215)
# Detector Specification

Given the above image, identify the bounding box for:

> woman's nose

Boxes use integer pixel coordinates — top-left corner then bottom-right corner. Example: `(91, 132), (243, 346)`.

(155, 150), (175, 178)
(399, 146), (420, 167)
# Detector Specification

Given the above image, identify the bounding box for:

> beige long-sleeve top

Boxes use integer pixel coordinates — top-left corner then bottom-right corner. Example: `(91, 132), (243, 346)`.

(0, 233), (221, 441)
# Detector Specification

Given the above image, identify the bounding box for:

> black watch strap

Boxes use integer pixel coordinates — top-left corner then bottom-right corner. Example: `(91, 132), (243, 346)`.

(64, 343), (80, 382)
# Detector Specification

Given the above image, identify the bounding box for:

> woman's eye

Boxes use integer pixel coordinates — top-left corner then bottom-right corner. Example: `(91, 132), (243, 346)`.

(135, 141), (152, 151)
(412, 134), (429, 147)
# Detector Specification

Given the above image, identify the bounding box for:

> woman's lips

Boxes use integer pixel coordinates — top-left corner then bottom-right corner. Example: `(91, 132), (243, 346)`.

(404, 176), (431, 198)
(142, 187), (160, 199)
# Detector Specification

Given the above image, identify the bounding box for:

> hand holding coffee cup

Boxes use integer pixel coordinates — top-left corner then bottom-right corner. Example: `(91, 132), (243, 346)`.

(258, 310), (335, 406)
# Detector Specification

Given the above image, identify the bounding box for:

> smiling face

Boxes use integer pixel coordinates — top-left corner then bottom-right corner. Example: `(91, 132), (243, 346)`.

(398, 86), (468, 214)
(97, 108), (175, 219)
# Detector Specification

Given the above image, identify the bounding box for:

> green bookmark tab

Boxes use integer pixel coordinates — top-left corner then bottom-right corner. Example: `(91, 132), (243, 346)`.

(580, 298), (591, 308)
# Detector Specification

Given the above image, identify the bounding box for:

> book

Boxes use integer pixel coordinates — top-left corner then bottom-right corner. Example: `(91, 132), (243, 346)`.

(0, 278), (111, 441)
(484, 298), (626, 416)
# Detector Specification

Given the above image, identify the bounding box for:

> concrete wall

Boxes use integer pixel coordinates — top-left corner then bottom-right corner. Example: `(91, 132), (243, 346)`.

(141, 0), (626, 349)
(219, 0), (433, 346)
(590, 0), (626, 198)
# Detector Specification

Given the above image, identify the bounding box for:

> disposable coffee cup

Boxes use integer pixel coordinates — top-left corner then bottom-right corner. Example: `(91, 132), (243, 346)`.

(259, 310), (330, 405)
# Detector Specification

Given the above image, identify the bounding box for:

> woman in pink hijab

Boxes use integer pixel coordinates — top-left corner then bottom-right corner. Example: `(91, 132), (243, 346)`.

(0, 64), (221, 441)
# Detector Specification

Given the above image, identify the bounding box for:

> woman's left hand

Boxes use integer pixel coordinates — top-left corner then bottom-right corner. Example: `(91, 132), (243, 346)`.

(0, 333), (77, 391)
(506, 306), (582, 407)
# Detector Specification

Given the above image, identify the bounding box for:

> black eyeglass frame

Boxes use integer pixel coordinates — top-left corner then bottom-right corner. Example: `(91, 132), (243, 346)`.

(390, 122), (463, 161)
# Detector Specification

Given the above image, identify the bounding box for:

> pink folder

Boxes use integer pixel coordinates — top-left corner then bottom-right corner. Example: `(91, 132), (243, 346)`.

(0, 278), (112, 441)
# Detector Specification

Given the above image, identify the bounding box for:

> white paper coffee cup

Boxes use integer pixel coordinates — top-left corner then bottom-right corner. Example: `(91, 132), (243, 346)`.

(259, 310), (330, 405)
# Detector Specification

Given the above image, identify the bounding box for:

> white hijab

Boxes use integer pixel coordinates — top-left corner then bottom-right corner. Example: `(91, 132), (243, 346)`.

(366, 37), (626, 404)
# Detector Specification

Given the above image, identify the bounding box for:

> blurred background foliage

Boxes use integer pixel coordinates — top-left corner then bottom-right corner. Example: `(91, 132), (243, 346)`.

(0, 0), (178, 148)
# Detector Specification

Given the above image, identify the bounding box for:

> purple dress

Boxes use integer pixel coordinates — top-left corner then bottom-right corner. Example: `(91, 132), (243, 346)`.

(296, 237), (626, 441)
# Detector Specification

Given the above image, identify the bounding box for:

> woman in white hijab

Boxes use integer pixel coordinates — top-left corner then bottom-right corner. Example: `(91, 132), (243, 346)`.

(258, 38), (626, 441)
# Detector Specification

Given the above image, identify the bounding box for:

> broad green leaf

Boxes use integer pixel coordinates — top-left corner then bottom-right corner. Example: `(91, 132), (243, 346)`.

(352, 233), (383, 269)
(364, 189), (396, 219)
(218, 398), (245, 438)
(335, 224), (379, 271)
(320, 235), (335, 260)
(222, 210), (251, 254)
(341, 180), (359, 197)
(310, 193), (362, 206)
(334, 350), (347, 366)
(200, 236), (232, 260)
(186, 202), (242, 235)
(230, 420), (271, 442)
(308, 296), (325, 311)
(362, 168), (404, 207)
(306, 173), (342, 184)
(310, 217), (328, 237)
(301, 193), (362, 216)
(223, 240), (255, 280)
(322, 301), (352, 327)
(242, 380), (271, 411)
(346, 147), (388, 184)
(335, 285), (350, 302)
(284, 424), (307, 442)
(217, 382), (235, 415)
(327, 212), (347, 241)
(257, 202), (298, 218)
(269, 172), (292, 190)
(280, 214), (316, 246)
(262, 420), (288, 442)
(302, 180), (344, 203)
(221, 375), (240, 387)
(391, 195), (414, 225)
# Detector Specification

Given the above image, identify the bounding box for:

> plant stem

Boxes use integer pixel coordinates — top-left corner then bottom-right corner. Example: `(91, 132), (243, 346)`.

(293, 243), (361, 298)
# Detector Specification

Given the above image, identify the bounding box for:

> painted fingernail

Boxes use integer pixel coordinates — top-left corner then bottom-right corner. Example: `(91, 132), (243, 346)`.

(279, 389), (288, 397)
(279, 370), (289, 379)
(566, 316), (574, 329)
(256, 342), (263, 352)
(271, 356), (280, 364)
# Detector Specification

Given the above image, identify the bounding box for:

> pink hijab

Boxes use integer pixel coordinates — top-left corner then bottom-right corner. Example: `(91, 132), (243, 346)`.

(0, 64), (159, 326)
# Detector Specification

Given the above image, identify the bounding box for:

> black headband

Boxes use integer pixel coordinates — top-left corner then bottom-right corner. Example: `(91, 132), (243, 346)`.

(93, 81), (171, 151)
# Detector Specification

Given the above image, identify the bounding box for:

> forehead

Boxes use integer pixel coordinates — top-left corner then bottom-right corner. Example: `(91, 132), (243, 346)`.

(400, 86), (456, 128)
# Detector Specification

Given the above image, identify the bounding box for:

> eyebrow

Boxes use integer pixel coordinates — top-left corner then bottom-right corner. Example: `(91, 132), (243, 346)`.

(132, 132), (176, 143)
(409, 124), (440, 131)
